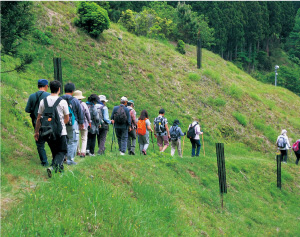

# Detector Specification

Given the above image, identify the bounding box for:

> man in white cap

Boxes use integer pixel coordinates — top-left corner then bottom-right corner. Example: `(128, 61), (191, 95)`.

(73, 90), (91, 158)
(97, 95), (112, 155)
(110, 96), (131, 155)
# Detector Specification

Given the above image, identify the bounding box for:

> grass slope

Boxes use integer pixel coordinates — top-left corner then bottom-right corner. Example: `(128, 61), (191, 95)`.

(1, 2), (300, 236)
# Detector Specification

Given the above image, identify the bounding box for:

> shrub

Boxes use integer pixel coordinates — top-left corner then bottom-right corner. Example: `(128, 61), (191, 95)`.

(207, 96), (226, 107)
(226, 84), (243, 99)
(232, 112), (248, 127)
(202, 69), (221, 84)
(74, 2), (110, 38)
(118, 9), (136, 33)
(176, 40), (185, 54)
(33, 29), (51, 45)
(188, 73), (200, 81)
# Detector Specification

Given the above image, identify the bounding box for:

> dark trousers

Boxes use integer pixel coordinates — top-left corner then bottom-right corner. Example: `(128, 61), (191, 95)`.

(115, 128), (128, 153)
(127, 129), (136, 153)
(280, 150), (288, 162)
(87, 133), (97, 154)
(36, 135), (48, 165)
(47, 135), (67, 172)
(190, 139), (201, 156)
(97, 128), (108, 153)
(295, 152), (300, 165)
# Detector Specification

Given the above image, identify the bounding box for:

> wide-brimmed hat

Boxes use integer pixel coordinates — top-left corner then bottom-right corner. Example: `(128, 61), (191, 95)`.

(99, 95), (108, 102)
(128, 100), (134, 106)
(73, 90), (85, 100)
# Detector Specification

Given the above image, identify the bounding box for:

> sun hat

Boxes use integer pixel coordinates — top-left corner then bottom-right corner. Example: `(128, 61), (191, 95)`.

(128, 100), (134, 106)
(121, 96), (128, 102)
(281, 129), (287, 135)
(99, 95), (108, 102)
(38, 79), (48, 87)
(73, 90), (86, 100)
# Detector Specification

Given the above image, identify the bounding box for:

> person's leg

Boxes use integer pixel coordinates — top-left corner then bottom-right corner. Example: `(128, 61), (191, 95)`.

(90, 133), (97, 155)
(295, 153), (300, 165)
(77, 130), (82, 155)
(131, 129), (136, 154)
(143, 134), (150, 153)
(98, 128), (108, 154)
(161, 135), (169, 152)
(86, 132), (92, 154)
(177, 139), (182, 157)
(157, 136), (163, 151)
(281, 150), (287, 163)
(47, 140), (58, 167)
(280, 150), (284, 162)
(191, 139), (196, 157)
(66, 121), (79, 161)
(171, 141), (176, 156)
(36, 135), (48, 166)
(53, 136), (68, 172)
(120, 128), (129, 153)
(127, 130), (132, 154)
(195, 139), (201, 156)
(115, 128), (122, 151)
(81, 129), (88, 156)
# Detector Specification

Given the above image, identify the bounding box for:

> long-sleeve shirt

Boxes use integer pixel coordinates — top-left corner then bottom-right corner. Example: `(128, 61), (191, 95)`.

(188, 121), (202, 140)
(128, 107), (137, 129)
(80, 101), (91, 130)
(102, 106), (111, 124)
(61, 94), (84, 124)
(170, 126), (185, 140)
(277, 134), (291, 150)
(110, 104), (131, 129)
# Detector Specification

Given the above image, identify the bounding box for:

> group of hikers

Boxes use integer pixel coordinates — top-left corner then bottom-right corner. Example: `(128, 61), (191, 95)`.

(25, 79), (205, 177)
(25, 79), (300, 178)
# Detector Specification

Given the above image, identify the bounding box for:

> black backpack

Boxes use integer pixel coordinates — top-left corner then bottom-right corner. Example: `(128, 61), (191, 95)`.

(170, 126), (179, 141)
(187, 123), (198, 139)
(154, 116), (166, 134)
(40, 98), (63, 141)
(114, 105), (127, 124)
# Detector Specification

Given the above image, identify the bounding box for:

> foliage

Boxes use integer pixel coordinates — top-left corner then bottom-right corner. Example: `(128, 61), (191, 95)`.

(118, 9), (136, 33)
(0, 1), (35, 54)
(286, 8), (300, 64)
(74, 2), (110, 38)
(33, 29), (52, 45)
(256, 51), (272, 71)
(176, 40), (185, 54)
(232, 111), (248, 126)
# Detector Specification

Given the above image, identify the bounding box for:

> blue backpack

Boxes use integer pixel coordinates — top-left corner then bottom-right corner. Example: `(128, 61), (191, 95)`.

(66, 97), (75, 126)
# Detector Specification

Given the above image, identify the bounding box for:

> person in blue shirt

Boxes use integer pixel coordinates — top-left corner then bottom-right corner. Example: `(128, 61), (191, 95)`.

(25, 79), (50, 166)
(110, 96), (131, 155)
(61, 83), (84, 165)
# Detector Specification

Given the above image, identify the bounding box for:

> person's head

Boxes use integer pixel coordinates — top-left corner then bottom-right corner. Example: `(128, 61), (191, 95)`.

(73, 90), (85, 101)
(159, 108), (165, 115)
(139, 110), (149, 120)
(38, 79), (49, 91)
(173, 119), (180, 126)
(88, 94), (99, 105)
(281, 129), (287, 136)
(121, 96), (128, 105)
(50, 80), (61, 94)
(127, 100), (134, 108)
(64, 83), (75, 94)
(99, 95), (108, 105)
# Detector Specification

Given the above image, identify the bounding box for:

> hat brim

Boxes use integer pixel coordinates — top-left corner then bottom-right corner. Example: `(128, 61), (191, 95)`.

(74, 96), (86, 100)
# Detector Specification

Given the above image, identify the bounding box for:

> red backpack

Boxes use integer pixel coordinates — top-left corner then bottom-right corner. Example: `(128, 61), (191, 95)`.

(292, 140), (300, 152)
(137, 119), (147, 136)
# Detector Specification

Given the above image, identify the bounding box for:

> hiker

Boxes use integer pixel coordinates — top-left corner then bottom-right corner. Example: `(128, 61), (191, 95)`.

(25, 79), (50, 166)
(153, 109), (170, 152)
(292, 139), (300, 165)
(34, 80), (69, 177)
(137, 110), (153, 155)
(73, 90), (91, 158)
(97, 95), (112, 155)
(86, 94), (101, 156)
(61, 83), (84, 165)
(276, 129), (291, 163)
(187, 121), (203, 157)
(127, 100), (137, 155)
(169, 119), (185, 157)
(110, 96), (131, 155)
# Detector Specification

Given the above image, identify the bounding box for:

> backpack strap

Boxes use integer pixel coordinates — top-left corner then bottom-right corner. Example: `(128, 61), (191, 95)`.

(32, 91), (44, 113)
(53, 97), (62, 109)
(43, 97), (49, 109)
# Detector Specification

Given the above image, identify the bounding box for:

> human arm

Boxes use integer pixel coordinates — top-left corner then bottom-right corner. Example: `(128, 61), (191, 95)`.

(74, 99), (84, 129)
(165, 124), (170, 138)
(146, 119), (153, 132)
(178, 127), (185, 136)
(102, 107), (111, 124)
(25, 94), (34, 113)
(34, 114), (42, 141)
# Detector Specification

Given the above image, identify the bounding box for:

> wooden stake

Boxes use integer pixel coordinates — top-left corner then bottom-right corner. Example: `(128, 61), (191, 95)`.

(202, 134), (205, 156)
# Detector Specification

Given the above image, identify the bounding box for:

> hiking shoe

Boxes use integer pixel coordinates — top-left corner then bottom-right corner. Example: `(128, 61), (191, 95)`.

(47, 167), (53, 178)
(142, 150), (147, 155)
(97, 150), (103, 156)
(120, 152), (125, 156)
(86, 150), (90, 156)
(77, 152), (81, 156)
(42, 162), (49, 167)
(90, 153), (95, 157)
(131, 151), (135, 155)
(67, 160), (77, 165)
(80, 153), (85, 158)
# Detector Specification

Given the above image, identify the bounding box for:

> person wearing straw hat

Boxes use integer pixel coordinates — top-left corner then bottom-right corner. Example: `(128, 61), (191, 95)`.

(73, 90), (91, 158)
(97, 95), (112, 155)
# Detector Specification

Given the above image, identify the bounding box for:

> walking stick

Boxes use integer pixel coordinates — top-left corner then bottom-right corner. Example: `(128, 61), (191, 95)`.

(111, 125), (114, 152)
(182, 135), (186, 156)
(202, 133), (205, 156)
(151, 131), (155, 152)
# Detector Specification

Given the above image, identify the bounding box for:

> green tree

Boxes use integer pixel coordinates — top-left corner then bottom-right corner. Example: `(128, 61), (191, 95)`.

(118, 9), (136, 33)
(286, 8), (300, 61)
(1, 2), (34, 54)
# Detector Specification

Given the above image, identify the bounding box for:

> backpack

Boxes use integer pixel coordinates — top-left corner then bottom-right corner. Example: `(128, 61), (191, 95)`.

(40, 97), (62, 141)
(292, 140), (300, 153)
(154, 116), (166, 134)
(170, 126), (179, 141)
(137, 119), (147, 136)
(30, 91), (45, 128)
(65, 97), (75, 126)
(187, 123), (198, 139)
(96, 104), (104, 126)
(114, 105), (127, 124)
(87, 103), (100, 134)
(277, 136), (287, 148)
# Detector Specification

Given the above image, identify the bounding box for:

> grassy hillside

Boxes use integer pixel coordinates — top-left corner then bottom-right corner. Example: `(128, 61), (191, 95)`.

(1, 2), (300, 236)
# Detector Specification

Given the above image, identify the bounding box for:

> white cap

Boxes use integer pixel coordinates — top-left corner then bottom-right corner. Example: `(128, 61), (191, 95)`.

(121, 96), (128, 102)
(99, 95), (108, 102)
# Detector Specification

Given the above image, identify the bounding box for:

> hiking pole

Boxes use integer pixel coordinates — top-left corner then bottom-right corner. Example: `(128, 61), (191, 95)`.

(111, 124), (115, 152)
(151, 131), (155, 153)
(202, 133), (205, 156)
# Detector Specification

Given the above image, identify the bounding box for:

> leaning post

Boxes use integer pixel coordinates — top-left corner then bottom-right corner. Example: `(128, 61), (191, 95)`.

(276, 155), (281, 189)
(216, 143), (227, 208)
(197, 30), (202, 69)
(53, 58), (63, 94)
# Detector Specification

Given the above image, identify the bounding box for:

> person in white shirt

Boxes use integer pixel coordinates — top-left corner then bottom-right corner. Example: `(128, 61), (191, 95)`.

(276, 129), (291, 163)
(188, 121), (203, 157)
(35, 80), (69, 177)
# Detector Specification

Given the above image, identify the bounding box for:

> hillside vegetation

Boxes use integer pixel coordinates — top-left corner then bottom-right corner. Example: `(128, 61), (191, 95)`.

(1, 2), (300, 236)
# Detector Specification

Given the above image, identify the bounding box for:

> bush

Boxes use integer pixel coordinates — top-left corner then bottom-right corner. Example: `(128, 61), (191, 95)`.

(74, 2), (110, 38)
(176, 40), (185, 54)
(118, 9), (136, 33)
(188, 73), (200, 81)
(256, 51), (272, 71)
(33, 29), (51, 45)
(232, 112), (248, 127)
(226, 84), (243, 99)
(207, 96), (226, 107)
